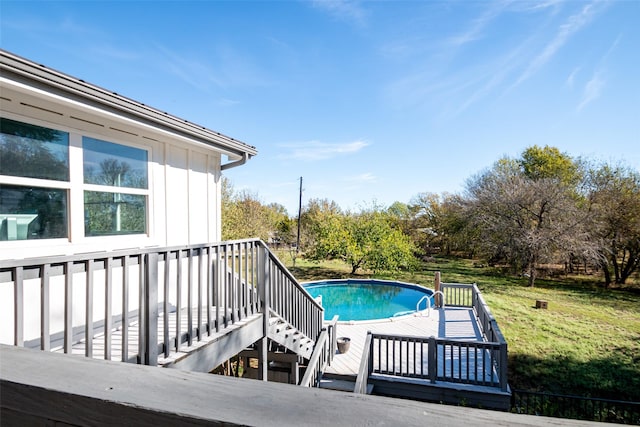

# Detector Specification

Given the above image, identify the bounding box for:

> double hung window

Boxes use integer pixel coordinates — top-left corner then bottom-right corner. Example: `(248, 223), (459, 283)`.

(83, 137), (148, 236)
(0, 118), (69, 240)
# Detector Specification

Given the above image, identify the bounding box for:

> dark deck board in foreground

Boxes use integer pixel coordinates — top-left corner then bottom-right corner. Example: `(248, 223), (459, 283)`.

(1, 345), (603, 427)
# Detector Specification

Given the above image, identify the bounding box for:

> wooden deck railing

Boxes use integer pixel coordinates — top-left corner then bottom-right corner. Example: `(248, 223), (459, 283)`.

(300, 315), (339, 387)
(0, 239), (323, 368)
(265, 249), (324, 347)
(354, 332), (374, 394)
(354, 282), (509, 393)
(358, 332), (508, 391)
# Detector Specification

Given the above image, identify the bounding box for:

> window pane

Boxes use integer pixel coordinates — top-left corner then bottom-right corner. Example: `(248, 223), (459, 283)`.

(0, 184), (68, 240)
(83, 137), (148, 189)
(84, 191), (146, 236)
(0, 117), (69, 181)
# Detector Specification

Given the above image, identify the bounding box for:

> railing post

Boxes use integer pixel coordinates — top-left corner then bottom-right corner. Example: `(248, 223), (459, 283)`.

(258, 244), (270, 381)
(434, 272), (441, 307)
(144, 252), (158, 366)
(428, 335), (437, 384)
(368, 333), (374, 377)
(500, 341), (508, 391)
(13, 266), (24, 347)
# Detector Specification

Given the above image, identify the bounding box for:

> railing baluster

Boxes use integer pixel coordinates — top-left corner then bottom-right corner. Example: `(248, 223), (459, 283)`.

(206, 247), (212, 335)
(163, 251), (170, 358)
(41, 263), (50, 351)
(213, 246), (219, 333)
(122, 256), (129, 362)
(223, 245), (229, 328)
(187, 249), (193, 345)
(230, 244), (236, 322)
(105, 257), (112, 360)
(137, 255), (144, 364)
(197, 248), (203, 340)
(176, 249), (183, 350)
(64, 261), (73, 354)
(13, 266), (24, 347)
(86, 260), (94, 358)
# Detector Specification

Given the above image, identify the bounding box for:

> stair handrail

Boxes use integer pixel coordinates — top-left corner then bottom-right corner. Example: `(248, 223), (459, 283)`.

(354, 331), (373, 394)
(299, 327), (329, 387)
(257, 240), (324, 344)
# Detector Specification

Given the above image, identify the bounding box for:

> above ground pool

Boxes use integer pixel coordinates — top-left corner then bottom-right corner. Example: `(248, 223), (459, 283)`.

(303, 279), (434, 322)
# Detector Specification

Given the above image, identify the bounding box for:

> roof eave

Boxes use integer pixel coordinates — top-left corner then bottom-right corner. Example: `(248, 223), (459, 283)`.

(0, 49), (257, 159)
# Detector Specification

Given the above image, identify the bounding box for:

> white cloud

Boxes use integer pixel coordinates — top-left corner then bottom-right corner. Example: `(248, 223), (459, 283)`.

(446, 3), (506, 48)
(347, 172), (377, 183)
(311, 0), (368, 27)
(566, 66), (581, 89)
(576, 35), (620, 112)
(278, 140), (370, 161)
(513, 2), (605, 88)
(577, 72), (605, 111)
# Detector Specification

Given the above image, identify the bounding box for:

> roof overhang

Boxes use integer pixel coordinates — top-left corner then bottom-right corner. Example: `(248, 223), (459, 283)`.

(0, 49), (257, 162)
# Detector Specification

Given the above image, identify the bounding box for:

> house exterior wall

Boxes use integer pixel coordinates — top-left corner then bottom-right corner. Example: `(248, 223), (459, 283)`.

(1, 64), (231, 260)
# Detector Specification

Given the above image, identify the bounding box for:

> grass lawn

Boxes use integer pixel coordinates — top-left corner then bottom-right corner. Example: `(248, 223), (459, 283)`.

(279, 252), (640, 402)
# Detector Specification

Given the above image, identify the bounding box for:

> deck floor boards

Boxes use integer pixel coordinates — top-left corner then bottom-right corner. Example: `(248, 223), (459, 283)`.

(52, 306), (252, 365)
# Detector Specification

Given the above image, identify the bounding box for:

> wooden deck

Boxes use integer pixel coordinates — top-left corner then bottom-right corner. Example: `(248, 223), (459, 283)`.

(47, 306), (242, 363)
(2, 344), (601, 427)
(325, 307), (484, 377)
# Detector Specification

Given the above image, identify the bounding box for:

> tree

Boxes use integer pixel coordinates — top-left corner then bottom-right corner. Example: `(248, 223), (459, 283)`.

(465, 149), (597, 287)
(520, 145), (582, 186)
(304, 203), (416, 274)
(587, 163), (640, 286)
(221, 177), (289, 241)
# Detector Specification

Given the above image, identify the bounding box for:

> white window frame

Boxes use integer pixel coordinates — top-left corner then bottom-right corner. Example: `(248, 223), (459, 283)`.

(0, 113), (153, 247)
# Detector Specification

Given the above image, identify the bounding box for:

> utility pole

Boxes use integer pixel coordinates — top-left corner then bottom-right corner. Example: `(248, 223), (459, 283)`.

(296, 176), (303, 256)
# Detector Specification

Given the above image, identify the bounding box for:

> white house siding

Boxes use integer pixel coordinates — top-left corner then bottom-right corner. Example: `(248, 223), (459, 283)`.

(1, 77), (227, 258)
(1, 51), (256, 348)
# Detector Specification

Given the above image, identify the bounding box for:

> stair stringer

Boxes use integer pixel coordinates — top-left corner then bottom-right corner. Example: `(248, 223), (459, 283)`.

(267, 314), (314, 360)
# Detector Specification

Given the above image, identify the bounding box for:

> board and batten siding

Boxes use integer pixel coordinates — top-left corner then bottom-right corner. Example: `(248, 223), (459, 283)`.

(1, 83), (225, 259)
(163, 144), (221, 246)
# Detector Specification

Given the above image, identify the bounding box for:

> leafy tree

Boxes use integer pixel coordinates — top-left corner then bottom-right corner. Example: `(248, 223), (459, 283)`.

(520, 145), (582, 186)
(586, 163), (640, 286)
(304, 203), (416, 274)
(221, 177), (288, 241)
(465, 148), (598, 287)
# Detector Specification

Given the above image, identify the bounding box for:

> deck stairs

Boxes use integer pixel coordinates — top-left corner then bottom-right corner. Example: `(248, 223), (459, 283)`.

(1, 239), (325, 380)
(319, 374), (374, 394)
(268, 313), (314, 359)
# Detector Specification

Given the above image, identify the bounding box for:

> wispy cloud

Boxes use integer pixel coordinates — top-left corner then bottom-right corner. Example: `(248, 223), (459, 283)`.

(577, 34), (621, 112)
(278, 140), (370, 161)
(446, 3), (506, 48)
(513, 1), (605, 88)
(154, 46), (222, 91)
(312, 0), (368, 27)
(566, 66), (581, 89)
(347, 172), (377, 183)
(577, 72), (605, 112)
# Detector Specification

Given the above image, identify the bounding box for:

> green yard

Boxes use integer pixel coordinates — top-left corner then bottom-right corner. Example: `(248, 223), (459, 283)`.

(281, 253), (640, 402)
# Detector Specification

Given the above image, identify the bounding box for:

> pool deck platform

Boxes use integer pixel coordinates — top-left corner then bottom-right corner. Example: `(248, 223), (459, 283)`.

(325, 306), (483, 377)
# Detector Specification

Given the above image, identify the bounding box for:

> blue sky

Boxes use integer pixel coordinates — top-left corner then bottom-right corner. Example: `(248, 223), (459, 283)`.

(2, 1), (638, 215)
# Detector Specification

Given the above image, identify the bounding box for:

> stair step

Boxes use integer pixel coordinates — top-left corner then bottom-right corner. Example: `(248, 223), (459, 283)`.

(319, 378), (374, 394)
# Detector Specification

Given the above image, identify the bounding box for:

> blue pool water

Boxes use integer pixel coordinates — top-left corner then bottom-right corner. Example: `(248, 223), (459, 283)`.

(304, 279), (434, 322)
